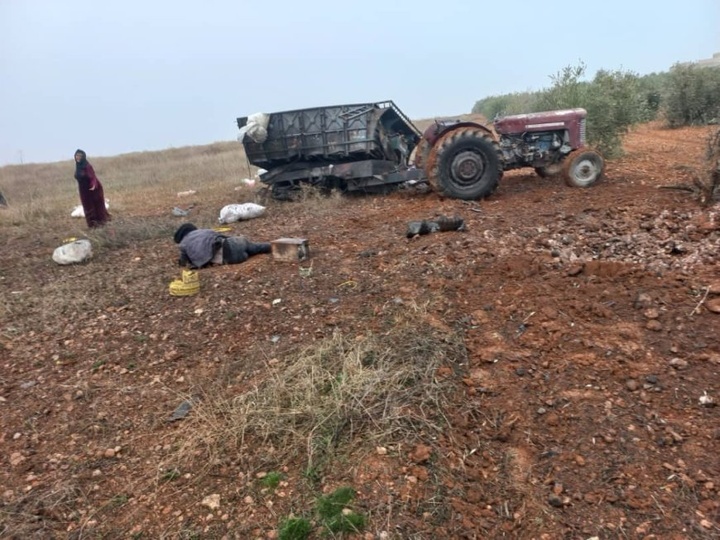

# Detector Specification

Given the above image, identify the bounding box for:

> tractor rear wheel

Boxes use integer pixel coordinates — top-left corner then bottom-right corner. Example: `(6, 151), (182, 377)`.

(426, 128), (502, 200)
(562, 149), (604, 188)
(412, 138), (431, 169)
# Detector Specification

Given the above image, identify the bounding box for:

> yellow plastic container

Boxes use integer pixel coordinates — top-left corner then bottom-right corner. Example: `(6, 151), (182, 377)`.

(169, 270), (200, 296)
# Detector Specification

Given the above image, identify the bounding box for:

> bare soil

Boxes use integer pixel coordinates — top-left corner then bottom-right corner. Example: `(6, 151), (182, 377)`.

(2, 123), (720, 539)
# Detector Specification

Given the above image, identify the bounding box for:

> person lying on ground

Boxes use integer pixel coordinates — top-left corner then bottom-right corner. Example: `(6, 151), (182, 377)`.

(173, 223), (271, 268)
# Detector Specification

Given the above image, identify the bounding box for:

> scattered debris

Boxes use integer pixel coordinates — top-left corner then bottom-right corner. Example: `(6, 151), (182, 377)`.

(699, 393), (716, 407)
(172, 206), (192, 217)
(271, 237), (310, 262)
(177, 190), (197, 197)
(406, 215), (465, 238)
(169, 270), (200, 297)
(168, 399), (195, 422)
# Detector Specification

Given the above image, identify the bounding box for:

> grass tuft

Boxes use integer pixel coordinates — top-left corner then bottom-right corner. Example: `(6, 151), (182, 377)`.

(163, 319), (464, 479)
(278, 516), (312, 540)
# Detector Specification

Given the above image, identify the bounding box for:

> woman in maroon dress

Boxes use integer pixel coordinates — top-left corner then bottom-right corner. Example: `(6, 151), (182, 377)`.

(74, 149), (111, 228)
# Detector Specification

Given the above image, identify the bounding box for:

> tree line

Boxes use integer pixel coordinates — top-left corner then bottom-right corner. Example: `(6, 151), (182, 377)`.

(472, 62), (720, 158)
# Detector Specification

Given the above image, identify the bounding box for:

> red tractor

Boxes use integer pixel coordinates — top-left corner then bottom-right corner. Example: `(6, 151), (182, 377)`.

(416, 108), (605, 200)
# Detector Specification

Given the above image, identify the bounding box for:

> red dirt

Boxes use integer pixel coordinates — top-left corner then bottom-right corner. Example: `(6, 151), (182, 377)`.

(2, 123), (720, 539)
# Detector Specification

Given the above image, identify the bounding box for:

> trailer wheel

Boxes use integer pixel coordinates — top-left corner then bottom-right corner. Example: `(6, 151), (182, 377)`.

(562, 149), (604, 187)
(427, 127), (502, 200)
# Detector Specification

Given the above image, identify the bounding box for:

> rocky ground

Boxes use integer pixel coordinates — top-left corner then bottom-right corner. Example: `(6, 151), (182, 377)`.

(1, 122), (719, 539)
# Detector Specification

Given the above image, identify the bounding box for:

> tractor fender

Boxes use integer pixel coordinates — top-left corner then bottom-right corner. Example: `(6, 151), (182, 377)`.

(422, 121), (496, 147)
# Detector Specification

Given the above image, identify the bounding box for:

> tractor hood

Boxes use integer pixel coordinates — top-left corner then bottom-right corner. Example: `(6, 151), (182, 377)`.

(494, 108), (587, 135)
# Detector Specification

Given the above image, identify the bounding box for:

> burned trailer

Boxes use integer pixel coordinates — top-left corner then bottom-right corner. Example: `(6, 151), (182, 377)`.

(237, 101), (424, 199)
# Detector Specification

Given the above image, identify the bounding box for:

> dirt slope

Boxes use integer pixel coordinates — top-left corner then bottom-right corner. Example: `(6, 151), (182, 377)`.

(1, 123), (719, 539)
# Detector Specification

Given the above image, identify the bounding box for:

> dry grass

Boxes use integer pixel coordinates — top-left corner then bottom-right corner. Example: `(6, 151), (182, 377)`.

(0, 141), (254, 230)
(163, 319), (466, 478)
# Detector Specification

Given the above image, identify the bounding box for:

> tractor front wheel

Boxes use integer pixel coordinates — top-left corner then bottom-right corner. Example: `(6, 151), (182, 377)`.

(426, 128), (502, 200)
(562, 149), (605, 188)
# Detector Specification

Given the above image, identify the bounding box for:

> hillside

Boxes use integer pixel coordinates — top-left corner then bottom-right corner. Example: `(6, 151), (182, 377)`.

(1, 123), (720, 539)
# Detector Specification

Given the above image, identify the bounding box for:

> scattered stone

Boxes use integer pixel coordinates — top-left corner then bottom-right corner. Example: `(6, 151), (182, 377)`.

(548, 494), (564, 508)
(634, 292), (653, 309)
(545, 413), (560, 426)
(10, 453), (25, 466)
(646, 320), (663, 332)
(669, 358), (688, 370)
(705, 298), (720, 314)
(376, 446), (388, 455)
(626, 379), (639, 391)
(202, 494), (221, 510)
(537, 407), (547, 415)
(575, 455), (586, 466)
(13, 432), (21, 440)
(643, 308), (660, 319)
(645, 374), (658, 385)
(410, 444), (432, 464)
(104, 448), (116, 458)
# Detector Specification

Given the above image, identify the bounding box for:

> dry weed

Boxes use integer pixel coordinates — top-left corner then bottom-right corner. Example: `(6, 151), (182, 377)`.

(163, 321), (465, 476)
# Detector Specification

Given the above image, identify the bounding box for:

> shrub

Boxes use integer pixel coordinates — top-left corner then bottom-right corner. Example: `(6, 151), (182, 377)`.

(663, 63), (720, 127)
(316, 487), (366, 534)
(536, 62), (647, 158)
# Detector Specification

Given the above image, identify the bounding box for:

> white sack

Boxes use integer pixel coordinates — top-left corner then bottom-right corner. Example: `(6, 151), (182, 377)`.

(71, 199), (110, 218)
(53, 239), (93, 265)
(239, 112), (270, 143)
(218, 203), (266, 224)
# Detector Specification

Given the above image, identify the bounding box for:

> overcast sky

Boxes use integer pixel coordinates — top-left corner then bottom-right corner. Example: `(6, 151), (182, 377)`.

(1, 0), (718, 165)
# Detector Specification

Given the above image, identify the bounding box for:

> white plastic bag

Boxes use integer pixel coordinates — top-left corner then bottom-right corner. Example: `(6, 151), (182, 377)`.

(53, 239), (93, 265)
(70, 200), (110, 218)
(218, 203), (266, 224)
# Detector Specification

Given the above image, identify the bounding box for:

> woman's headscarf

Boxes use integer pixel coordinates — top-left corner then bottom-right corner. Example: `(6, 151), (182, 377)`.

(74, 149), (88, 179)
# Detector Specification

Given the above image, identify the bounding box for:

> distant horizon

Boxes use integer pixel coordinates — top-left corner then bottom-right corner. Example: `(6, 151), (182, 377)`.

(1, 0), (718, 166)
